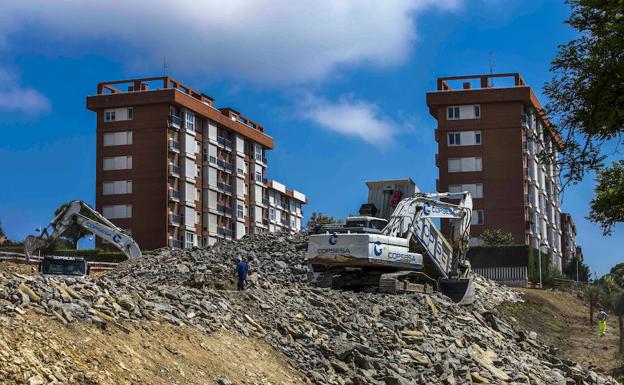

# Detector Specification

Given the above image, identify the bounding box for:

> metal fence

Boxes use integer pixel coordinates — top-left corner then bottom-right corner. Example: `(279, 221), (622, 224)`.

(473, 266), (528, 288)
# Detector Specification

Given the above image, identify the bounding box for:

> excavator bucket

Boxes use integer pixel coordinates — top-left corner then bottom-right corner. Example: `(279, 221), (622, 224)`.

(438, 277), (475, 305)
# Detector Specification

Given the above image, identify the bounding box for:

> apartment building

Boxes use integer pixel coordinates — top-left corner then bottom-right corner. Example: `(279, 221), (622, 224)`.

(560, 213), (578, 266)
(266, 180), (306, 233)
(426, 73), (564, 269)
(87, 76), (306, 250)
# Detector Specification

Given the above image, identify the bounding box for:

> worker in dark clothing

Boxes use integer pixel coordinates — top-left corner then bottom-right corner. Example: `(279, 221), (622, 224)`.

(236, 257), (249, 291)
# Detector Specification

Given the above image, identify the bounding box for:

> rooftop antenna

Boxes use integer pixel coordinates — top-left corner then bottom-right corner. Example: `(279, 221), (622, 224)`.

(488, 51), (495, 87)
(163, 56), (169, 76)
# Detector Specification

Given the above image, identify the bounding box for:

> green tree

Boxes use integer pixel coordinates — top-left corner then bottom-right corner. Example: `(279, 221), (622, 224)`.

(306, 212), (338, 231)
(588, 160), (624, 235)
(562, 256), (591, 282)
(480, 229), (514, 246)
(543, 0), (624, 231)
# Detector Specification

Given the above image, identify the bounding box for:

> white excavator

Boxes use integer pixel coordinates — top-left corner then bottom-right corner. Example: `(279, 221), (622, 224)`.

(24, 200), (142, 276)
(307, 191), (475, 304)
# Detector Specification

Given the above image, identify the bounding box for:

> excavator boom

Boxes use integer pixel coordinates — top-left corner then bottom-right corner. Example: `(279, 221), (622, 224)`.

(24, 200), (142, 275)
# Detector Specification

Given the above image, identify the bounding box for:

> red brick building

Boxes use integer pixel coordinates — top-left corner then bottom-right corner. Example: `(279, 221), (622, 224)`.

(426, 73), (563, 269)
(87, 77), (306, 251)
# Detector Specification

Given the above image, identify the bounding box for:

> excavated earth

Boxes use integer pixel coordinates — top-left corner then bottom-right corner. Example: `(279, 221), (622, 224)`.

(0, 233), (621, 385)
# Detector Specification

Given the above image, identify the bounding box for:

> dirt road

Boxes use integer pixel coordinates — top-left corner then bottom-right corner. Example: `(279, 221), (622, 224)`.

(501, 288), (623, 380)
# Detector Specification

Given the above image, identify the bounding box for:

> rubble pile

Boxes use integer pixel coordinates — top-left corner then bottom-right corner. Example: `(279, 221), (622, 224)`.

(107, 233), (309, 289)
(0, 234), (620, 385)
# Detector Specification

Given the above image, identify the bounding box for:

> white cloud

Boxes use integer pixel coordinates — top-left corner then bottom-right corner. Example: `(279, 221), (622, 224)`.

(0, 0), (459, 85)
(301, 96), (402, 147)
(0, 69), (51, 115)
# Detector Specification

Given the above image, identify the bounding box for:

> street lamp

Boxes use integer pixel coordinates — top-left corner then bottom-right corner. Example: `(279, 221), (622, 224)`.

(537, 240), (548, 289)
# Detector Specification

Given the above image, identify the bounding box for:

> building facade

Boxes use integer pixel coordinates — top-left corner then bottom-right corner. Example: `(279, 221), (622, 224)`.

(426, 73), (563, 269)
(266, 180), (307, 233)
(560, 213), (577, 266)
(87, 77), (306, 250)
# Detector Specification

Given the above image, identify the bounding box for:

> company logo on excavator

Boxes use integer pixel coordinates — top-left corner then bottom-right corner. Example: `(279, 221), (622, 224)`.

(113, 234), (121, 243)
(328, 233), (338, 245)
(373, 241), (382, 256)
(423, 202), (432, 216)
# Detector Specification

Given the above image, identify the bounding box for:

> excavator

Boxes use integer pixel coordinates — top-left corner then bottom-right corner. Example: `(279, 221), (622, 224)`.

(307, 191), (475, 304)
(24, 200), (142, 276)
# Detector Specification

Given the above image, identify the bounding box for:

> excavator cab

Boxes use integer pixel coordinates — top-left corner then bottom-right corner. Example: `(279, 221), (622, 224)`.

(39, 255), (89, 277)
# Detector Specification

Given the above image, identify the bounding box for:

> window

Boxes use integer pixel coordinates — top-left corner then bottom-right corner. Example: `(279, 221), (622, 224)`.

(127, 107), (133, 120)
(103, 156), (132, 170)
(104, 110), (116, 122)
(255, 171), (262, 183)
(196, 212), (201, 225)
(103, 131), (132, 146)
(237, 168), (244, 176)
(471, 210), (484, 225)
(447, 106), (460, 120)
(291, 218), (295, 228)
(449, 183), (483, 198)
(269, 207), (275, 221)
(447, 131), (481, 146)
(255, 145), (263, 161)
(103, 180), (132, 195)
(185, 111), (195, 131)
(448, 133), (460, 146)
(448, 157), (482, 173)
(237, 204), (244, 218)
(102, 204), (132, 219)
(474, 105), (480, 119)
(185, 231), (194, 249)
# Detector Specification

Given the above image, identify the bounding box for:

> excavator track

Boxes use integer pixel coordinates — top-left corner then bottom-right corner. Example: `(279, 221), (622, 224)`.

(379, 271), (435, 294)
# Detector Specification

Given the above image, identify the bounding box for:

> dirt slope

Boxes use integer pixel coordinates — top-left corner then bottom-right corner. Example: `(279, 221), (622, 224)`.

(1, 313), (305, 385)
(501, 288), (623, 379)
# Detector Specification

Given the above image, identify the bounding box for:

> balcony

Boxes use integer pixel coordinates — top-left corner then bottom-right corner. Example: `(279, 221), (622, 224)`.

(170, 239), (182, 248)
(168, 189), (180, 200)
(281, 218), (289, 226)
(217, 182), (232, 193)
(217, 136), (232, 149)
(169, 139), (180, 152)
(217, 204), (233, 215)
(169, 213), (182, 225)
(216, 159), (234, 172)
(169, 164), (180, 176)
(262, 197), (269, 205)
(217, 227), (233, 237)
(169, 115), (182, 128)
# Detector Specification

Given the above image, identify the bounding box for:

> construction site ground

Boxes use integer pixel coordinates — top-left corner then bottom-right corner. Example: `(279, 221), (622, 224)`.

(3, 312), (304, 385)
(0, 262), (305, 385)
(501, 288), (623, 380)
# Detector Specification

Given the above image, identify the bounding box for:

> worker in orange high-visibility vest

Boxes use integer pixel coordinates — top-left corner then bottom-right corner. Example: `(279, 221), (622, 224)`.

(597, 308), (608, 337)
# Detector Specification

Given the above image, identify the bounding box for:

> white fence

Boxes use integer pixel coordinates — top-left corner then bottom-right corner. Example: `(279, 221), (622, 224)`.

(473, 266), (527, 288)
(0, 252), (120, 274)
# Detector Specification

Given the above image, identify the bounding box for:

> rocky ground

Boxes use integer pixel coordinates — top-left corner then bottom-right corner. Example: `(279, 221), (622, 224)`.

(0, 233), (621, 384)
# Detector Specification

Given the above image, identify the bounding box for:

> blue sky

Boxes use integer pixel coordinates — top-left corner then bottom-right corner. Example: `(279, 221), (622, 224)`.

(0, 0), (621, 275)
